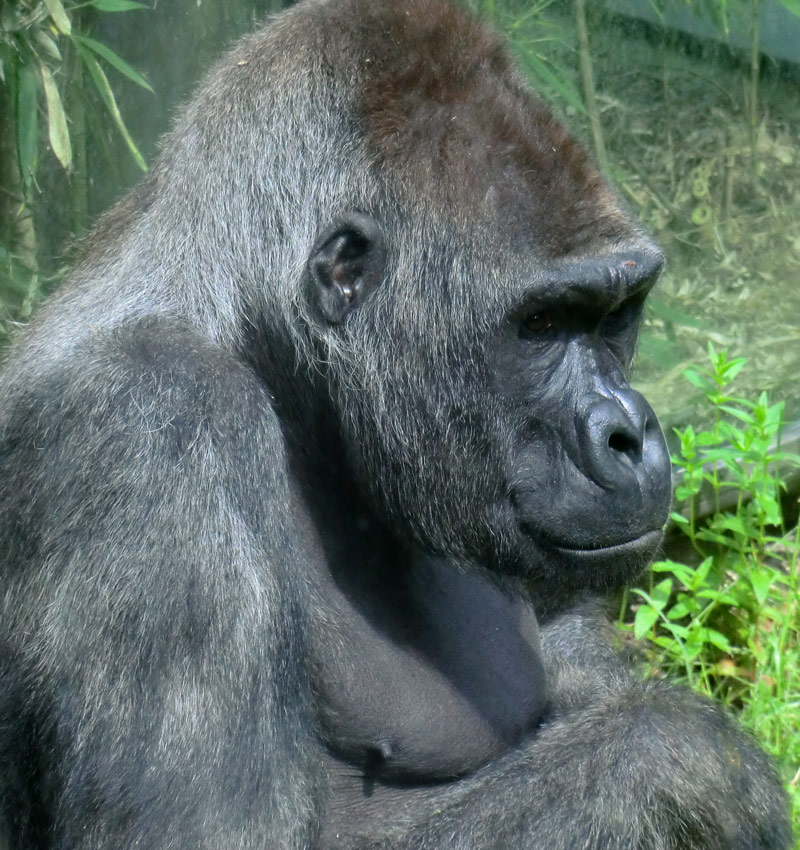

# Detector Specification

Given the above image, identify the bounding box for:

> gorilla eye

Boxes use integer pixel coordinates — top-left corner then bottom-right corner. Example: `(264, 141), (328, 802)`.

(520, 312), (554, 338)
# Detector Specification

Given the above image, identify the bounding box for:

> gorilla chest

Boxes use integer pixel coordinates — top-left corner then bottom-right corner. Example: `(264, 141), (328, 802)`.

(309, 557), (547, 782)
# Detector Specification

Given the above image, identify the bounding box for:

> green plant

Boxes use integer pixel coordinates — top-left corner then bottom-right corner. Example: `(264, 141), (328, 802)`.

(1, 0), (152, 179)
(620, 343), (800, 838)
(0, 0), (152, 332)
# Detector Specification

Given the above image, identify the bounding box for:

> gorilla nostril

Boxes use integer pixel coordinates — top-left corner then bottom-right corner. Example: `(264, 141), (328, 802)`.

(608, 429), (641, 460)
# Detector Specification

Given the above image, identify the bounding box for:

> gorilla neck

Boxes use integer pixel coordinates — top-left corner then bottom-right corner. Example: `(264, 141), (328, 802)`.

(284, 417), (547, 783)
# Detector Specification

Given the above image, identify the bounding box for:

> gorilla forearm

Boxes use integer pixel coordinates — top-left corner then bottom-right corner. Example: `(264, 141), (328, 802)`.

(332, 607), (790, 850)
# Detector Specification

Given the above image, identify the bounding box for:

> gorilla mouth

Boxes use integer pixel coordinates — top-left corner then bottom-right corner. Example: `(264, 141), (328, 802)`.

(524, 527), (665, 586)
(544, 529), (664, 560)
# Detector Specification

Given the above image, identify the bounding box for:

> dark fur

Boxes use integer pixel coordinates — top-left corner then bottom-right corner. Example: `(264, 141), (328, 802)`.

(0, 1), (791, 848)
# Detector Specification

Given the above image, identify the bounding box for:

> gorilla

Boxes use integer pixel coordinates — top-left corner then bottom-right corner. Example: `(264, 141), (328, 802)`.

(0, 0), (791, 848)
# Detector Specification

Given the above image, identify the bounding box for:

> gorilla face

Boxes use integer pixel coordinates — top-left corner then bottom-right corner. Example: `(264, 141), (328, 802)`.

(306, 217), (671, 591)
(493, 252), (672, 588)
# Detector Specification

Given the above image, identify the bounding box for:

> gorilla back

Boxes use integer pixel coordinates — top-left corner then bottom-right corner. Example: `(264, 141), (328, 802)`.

(0, 1), (790, 848)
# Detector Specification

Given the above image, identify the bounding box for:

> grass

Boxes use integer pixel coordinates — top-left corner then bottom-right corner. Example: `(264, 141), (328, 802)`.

(618, 344), (800, 842)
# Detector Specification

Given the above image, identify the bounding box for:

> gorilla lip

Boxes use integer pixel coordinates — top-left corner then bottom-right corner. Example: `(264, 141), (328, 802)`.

(538, 529), (663, 560)
(531, 529), (665, 587)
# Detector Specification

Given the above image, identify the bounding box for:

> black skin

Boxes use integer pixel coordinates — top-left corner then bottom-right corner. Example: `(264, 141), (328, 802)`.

(0, 0), (791, 848)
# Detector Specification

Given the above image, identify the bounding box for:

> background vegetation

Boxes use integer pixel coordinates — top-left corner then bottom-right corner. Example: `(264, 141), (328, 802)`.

(1, 0), (798, 843)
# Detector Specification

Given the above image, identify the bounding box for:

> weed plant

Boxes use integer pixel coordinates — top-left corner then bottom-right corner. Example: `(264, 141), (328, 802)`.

(620, 344), (800, 840)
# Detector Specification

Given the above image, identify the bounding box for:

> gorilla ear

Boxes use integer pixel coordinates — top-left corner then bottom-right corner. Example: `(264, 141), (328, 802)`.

(306, 213), (386, 324)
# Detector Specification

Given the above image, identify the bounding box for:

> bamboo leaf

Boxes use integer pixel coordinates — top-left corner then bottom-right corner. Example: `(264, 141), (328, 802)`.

(73, 34), (153, 92)
(39, 61), (72, 170)
(90, 0), (148, 10)
(43, 0), (72, 35)
(647, 298), (704, 329)
(76, 44), (147, 171)
(16, 62), (40, 193)
(34, 29), (63, 62)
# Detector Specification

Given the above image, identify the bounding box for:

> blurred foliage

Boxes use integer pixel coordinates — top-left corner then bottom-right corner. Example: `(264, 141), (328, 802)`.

(0, 0), (152, 331)
(2, 0), (799, 409)
(0, 0), (282, 341)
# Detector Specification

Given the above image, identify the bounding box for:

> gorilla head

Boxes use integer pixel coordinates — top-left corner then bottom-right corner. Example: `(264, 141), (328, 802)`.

(79, 0), (670, 592)
(281, 0), (670, 587)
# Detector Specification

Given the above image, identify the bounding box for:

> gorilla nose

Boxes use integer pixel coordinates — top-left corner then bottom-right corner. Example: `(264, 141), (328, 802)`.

(579, 389), (658, 490)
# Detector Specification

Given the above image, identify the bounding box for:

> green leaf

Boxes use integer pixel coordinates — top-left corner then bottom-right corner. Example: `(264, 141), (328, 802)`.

(39, 62), (72, 170)
(696, 528), (739, 548)
(665, 622), (690, 640)
(764, 400), (785, 430)
(90, 0), (148, 9)
(749, 569), (773, 606)
(73, 34), (153, 92)
(517, 49), (587, 116)
(667, 600), (690, 619)
(43, 0), (72, 35)
(15, 62), (39, 194)
(718, 405), (755, 425)
(636, 334), (684, 368)
(721, 357), (747, 382)
(652, 559), (695, 587)
(694, 556), (714, 584)
(697, 589), (738, 606)
(756, 494), (782, 526)
(675, 483), (700, 501)
(651, 578), (673, 610)
(684, 642), (705, 662)
(633, 604), (660, 639)
(76, 44), (147, 171)
(700, 628), (732, 653)
(683, 368), (713, 394)
(34, 29), (63, 61)
(715, 514), (752, 537)
(652, 634), (680, 651)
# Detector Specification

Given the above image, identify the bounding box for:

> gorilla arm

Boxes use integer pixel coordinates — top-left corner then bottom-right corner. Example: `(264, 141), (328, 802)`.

(0, 318), (321, 850)
(323, 602), (791, 850)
